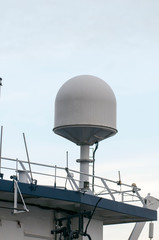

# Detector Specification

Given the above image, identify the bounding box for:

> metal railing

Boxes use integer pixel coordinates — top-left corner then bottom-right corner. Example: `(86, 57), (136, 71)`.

(0, 156), (145, 207)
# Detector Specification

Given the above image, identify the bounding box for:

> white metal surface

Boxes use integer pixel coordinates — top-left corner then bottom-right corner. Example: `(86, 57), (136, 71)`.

(54, 75), (117, 145)
(78, 145), (91, 189)
(84, 218), (103, 240)
(149, 222), (154, 239)
(18, 170), (29, 183)
(0, 199), (102, 240)
(0, 203), (53, 240)
(18, 160), (32, 183)
(128, 195), (159, 240)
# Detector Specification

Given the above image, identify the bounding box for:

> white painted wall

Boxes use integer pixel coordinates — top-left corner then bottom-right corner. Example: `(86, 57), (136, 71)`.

(0, 201), (103, 240)
(0, 201), (53, 240)
(84, 218), (103, 240)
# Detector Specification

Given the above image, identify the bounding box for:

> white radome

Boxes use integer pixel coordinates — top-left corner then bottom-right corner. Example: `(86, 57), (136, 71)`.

(53, 75), (117, 145)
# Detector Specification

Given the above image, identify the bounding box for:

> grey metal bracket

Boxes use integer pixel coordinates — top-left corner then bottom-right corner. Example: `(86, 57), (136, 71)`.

(65, 168), (79, 191)
(13, 179), (29, 214)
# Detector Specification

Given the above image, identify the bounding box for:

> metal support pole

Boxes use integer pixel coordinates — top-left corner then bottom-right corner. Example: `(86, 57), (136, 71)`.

(0, 78), (2, 98)
(13, 179), (18, 214)
(149, 222), (154, 239)
(23, 133), (33, 182)
(54, 165), (57, 187)
(13, 179), (29, 214)
(66, 151), (68, 168)
(78, 145), (90, 189)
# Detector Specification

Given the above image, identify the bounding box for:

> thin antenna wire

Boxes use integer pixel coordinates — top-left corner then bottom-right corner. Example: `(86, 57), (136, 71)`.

(16, 158), (18, 178)
(66, 151), (68, 168)
(118, 171), (121, 184)
(0, 78), (2, 98)
(118, 170), (122, 192)
(22, 133), (33, 182)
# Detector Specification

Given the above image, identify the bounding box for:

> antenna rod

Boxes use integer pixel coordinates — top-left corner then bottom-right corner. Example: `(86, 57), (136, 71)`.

(118, 171), (122, 185)
(23, 133), (33, 182)
(0, 78), (2, 98)
(0, 126), (3, 174)
(66, 151), (69, 168)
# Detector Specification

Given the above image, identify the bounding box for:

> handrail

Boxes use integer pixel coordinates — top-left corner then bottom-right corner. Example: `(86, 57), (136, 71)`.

(1, 156), (143, 206)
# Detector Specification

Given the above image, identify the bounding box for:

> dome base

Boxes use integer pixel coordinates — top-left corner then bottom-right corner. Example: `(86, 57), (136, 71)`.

(53, 125), (117, 145)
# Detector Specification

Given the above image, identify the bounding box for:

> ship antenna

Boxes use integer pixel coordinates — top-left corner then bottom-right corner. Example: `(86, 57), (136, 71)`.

(23, 133), (33, 183)
(117, 170), (122, 192)
(0, 78), (2, 98)
(66, 151), (69, 168)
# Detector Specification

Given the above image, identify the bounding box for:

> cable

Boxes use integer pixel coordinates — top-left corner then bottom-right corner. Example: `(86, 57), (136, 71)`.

(92, 142), (99, 192)
(82, 233), (92, 240)
(84, 197), (102, 236)
(93, 142), (99, 160)
(69, 231), (92, 240)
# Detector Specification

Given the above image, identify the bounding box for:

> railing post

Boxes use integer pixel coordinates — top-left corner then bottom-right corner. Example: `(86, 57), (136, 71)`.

(13, 179), (18, 214)
(54, 165), (57, 187)
(23, 133), (33, 182)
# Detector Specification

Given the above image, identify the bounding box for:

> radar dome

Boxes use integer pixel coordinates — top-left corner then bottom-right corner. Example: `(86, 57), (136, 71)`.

(53, 75), (117, 145)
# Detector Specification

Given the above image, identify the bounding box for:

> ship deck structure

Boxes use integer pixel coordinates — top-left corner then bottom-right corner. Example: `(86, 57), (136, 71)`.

(0, 75), (158, 239)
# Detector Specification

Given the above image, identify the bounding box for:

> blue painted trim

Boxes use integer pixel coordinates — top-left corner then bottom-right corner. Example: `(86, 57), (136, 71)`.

(0, 179), (157, 222)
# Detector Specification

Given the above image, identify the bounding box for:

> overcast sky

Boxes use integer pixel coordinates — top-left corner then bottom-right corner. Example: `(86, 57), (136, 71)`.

(1, 0), (159, 239)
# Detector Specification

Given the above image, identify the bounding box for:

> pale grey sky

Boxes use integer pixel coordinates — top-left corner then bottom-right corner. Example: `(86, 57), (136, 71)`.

(1, 0), (159, 239)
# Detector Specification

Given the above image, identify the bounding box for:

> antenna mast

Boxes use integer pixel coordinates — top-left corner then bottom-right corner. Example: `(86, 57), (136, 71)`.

(23, 133), (33, 183)
(0, 78), (2, 98)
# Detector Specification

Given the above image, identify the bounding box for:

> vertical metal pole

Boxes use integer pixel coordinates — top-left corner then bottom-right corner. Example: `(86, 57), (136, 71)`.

(92, 159), (95, 192)
(54, 165), (57, 187)
(79, 145), (90, 189)
(66, 151), (68, 168)
(0, 78), (2, 98)
(122, 192), (124, 202)
(0, 126), (3, 174)
(14, 180), (18, 214)
(23, 133), (33, 182)
(149, 222), (154, 239)
(16, 158), (18, 178)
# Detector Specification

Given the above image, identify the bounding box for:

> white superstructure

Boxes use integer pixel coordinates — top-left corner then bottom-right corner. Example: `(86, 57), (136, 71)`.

(0, 75), (158, 240)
